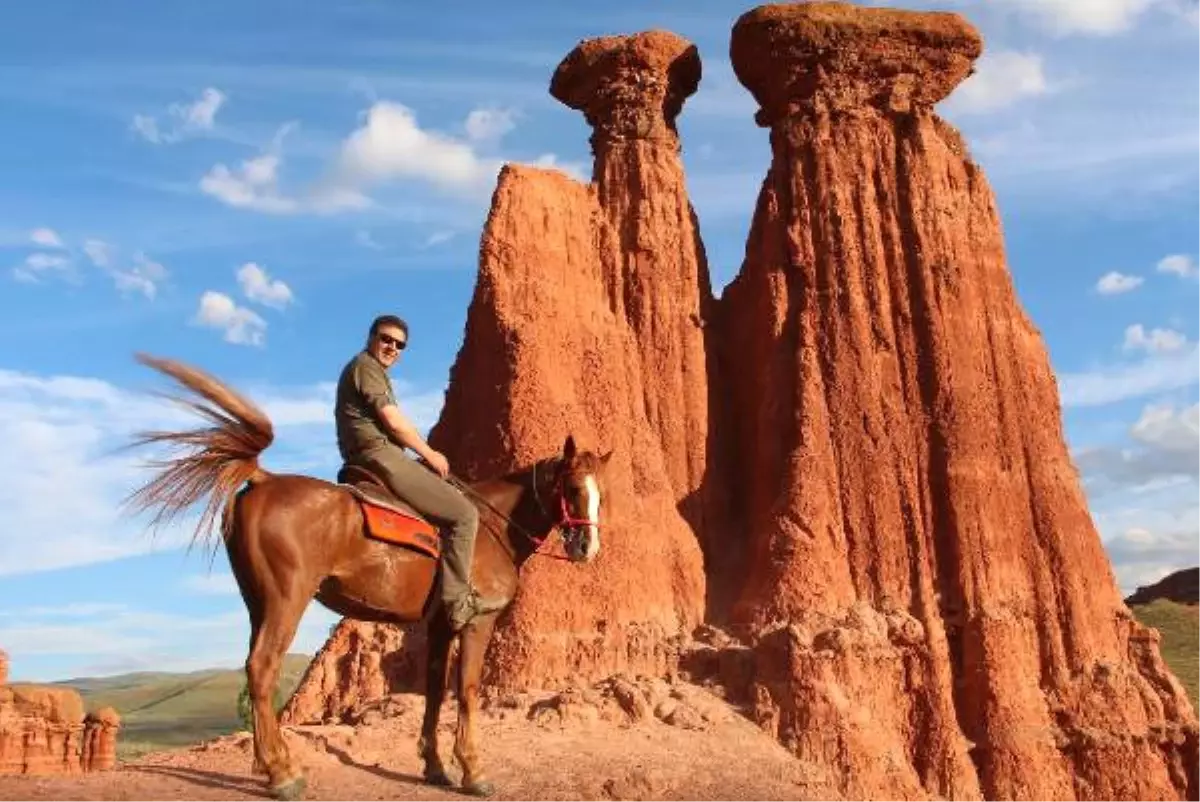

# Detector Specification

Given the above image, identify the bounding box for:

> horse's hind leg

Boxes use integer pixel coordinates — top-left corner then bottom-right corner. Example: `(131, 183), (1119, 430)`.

(247, 591), (310, 800)
(418, 611), (454, 786)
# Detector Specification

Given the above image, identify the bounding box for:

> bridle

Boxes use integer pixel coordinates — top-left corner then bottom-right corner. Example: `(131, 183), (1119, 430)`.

(446, 458), (598, 562)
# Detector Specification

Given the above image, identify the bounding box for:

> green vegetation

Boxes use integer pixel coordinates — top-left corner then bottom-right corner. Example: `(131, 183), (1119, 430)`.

(56, 653), (312, 760)
(1131, 599), (1199, 710)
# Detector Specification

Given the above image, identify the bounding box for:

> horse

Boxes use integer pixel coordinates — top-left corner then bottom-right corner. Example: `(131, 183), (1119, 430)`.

(121, 353), (612, 800)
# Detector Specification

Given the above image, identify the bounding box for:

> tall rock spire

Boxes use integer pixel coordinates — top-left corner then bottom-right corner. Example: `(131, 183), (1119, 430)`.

(285, 32), (716, 707)
(721, 2), (1196, 798)
(551, 32), (728, 547)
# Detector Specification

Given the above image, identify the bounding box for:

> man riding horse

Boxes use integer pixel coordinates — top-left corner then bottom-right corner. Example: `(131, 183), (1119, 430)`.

(335, 313), (507, 632)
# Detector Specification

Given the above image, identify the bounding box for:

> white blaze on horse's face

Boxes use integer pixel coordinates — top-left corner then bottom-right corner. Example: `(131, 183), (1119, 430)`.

(581, 474), (601, 562)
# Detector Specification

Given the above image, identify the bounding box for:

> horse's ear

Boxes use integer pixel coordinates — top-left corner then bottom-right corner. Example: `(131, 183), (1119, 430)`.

(599, 449), (613, 477)
(562, 434), (577, 462)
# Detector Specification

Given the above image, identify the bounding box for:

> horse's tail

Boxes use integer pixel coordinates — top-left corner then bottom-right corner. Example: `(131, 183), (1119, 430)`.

(123, 352), (276, 553)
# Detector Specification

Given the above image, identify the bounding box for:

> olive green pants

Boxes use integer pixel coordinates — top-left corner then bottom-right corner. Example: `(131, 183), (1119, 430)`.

(355, 445), (479, 612)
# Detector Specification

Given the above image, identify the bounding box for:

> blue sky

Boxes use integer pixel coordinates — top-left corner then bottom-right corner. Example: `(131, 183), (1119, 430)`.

(0, 0), (1196, 682)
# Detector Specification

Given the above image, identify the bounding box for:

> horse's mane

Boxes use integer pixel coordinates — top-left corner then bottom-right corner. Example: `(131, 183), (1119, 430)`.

(122, 353), (275, 553)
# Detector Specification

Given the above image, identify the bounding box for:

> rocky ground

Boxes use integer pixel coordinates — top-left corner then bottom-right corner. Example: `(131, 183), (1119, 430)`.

(0, 676), (836, 801)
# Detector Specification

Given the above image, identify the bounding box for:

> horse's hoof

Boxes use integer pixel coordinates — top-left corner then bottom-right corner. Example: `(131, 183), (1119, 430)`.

(463, 779), (495, 797)
(424, 770), (453, 787)
(270, 775), (307, 801)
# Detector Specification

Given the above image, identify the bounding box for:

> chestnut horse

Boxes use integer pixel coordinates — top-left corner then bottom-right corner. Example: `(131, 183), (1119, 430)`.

(122, 354), (611, 799)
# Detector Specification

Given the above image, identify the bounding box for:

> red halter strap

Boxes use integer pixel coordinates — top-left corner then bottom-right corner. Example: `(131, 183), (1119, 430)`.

(527, 462), (600, 561)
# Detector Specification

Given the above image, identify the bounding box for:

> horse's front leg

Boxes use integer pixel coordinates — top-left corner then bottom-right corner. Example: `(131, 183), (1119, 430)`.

(455, 615), (499, 797)
(418, 612), (454, 786)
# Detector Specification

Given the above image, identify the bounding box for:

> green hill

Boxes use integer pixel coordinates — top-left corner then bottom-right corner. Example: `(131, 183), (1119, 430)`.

(55, 653), (313, 760)
(1130, 599), (1199, 711)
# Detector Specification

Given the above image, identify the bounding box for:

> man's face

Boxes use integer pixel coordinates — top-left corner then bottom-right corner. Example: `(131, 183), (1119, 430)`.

(368, 324), (406, 369)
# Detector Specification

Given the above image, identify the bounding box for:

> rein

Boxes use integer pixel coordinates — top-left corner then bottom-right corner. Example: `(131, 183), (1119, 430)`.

(445, 464), (572, 562)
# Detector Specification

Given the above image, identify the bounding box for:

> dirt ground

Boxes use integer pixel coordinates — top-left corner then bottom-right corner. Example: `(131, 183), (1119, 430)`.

(0, 680), (836, 801)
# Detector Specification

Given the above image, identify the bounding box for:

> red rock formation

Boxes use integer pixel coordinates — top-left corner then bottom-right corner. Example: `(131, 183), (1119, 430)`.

(283, 621), (426, 724)
(283, 5), (1197, 800)
(81, 707), (120, 772)
(0, 685), (85, 775)
(0, 649), (121, 776)
(720, 2), (1197, 799)
(428, 29), (719, 688)
(287, 30), (715, 705)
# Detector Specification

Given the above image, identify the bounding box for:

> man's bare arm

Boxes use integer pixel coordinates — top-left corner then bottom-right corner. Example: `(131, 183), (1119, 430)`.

(378, 403), (447, 474)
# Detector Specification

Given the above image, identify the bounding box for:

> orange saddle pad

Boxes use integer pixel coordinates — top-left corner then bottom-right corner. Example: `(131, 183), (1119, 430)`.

(359, 501), (441, 560)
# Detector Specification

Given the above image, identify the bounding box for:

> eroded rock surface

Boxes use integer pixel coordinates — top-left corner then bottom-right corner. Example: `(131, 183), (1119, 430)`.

(0, 653), (120, 776)
(720, 3), (1197, 799)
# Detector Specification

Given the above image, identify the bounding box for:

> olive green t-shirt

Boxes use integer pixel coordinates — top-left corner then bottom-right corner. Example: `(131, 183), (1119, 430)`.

(335, 351), (397, 460)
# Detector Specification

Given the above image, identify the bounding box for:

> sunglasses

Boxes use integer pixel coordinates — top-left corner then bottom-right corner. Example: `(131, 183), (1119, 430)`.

(377, 333), (407, 350)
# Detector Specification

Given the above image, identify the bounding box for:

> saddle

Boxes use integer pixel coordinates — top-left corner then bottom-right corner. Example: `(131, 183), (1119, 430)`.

(337, 464), (441, 560)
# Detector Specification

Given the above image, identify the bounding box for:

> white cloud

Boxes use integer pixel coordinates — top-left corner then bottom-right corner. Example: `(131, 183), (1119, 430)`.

(200, 151), (305, 214)
(1132, 402), (1200, 450)
(333, 101), (504, 197)
(132, 87), (226, 144)
(1075, 400), (1198, 595)
(29, 228), (64, 249)
(237, 262), (294, 309)
(200, 122), (369, 215)
(1157, 254), (1198, 278)
(0, 366), (385, 582)
(110, 252), (167, 300)
(200, 100), (576, 215)
(12, 252), (72, 283)
(991, 0), (1162, 35)
(1075, 402), (1199, 488)
(423, 230), (455, 248)
(948, 50), (1050, 114)
(1058, 343), (1200, 407)
(464, 107), (518, 142)
(83, 239), (111, 268)
(1095, 270), (1143, 295)
(1123, 323), (1187, 354)
(193, 290), (267, 346)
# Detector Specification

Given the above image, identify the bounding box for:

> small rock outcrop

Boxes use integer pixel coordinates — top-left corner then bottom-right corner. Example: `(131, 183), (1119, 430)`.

(0, 649), (121, 776)
(282, 621), (426, 725)
(81, 707), (121, 772)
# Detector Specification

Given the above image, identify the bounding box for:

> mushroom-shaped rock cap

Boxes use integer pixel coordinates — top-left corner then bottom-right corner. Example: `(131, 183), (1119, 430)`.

(731, 1), (981, 122)
(551, 30), (700, 139)
(85, 706), (122, 726)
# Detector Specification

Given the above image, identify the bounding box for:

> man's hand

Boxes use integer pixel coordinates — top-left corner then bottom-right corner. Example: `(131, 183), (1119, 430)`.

(424, 450), (450, 479)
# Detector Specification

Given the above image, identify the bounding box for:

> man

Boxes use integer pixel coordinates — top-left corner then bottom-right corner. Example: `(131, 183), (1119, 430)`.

(335, 314), (507, 631)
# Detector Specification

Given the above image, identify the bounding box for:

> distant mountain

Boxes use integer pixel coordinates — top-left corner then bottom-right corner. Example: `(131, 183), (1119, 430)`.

(1124, 567), (1199, 607)
(51, 653), (313, 759)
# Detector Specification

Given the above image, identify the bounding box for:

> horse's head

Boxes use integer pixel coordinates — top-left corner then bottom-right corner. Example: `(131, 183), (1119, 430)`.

(552, 434), (612, 563)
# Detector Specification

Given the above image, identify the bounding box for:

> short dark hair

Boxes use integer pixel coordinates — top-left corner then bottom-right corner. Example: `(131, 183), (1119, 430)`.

(369, 314), (408, 340)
